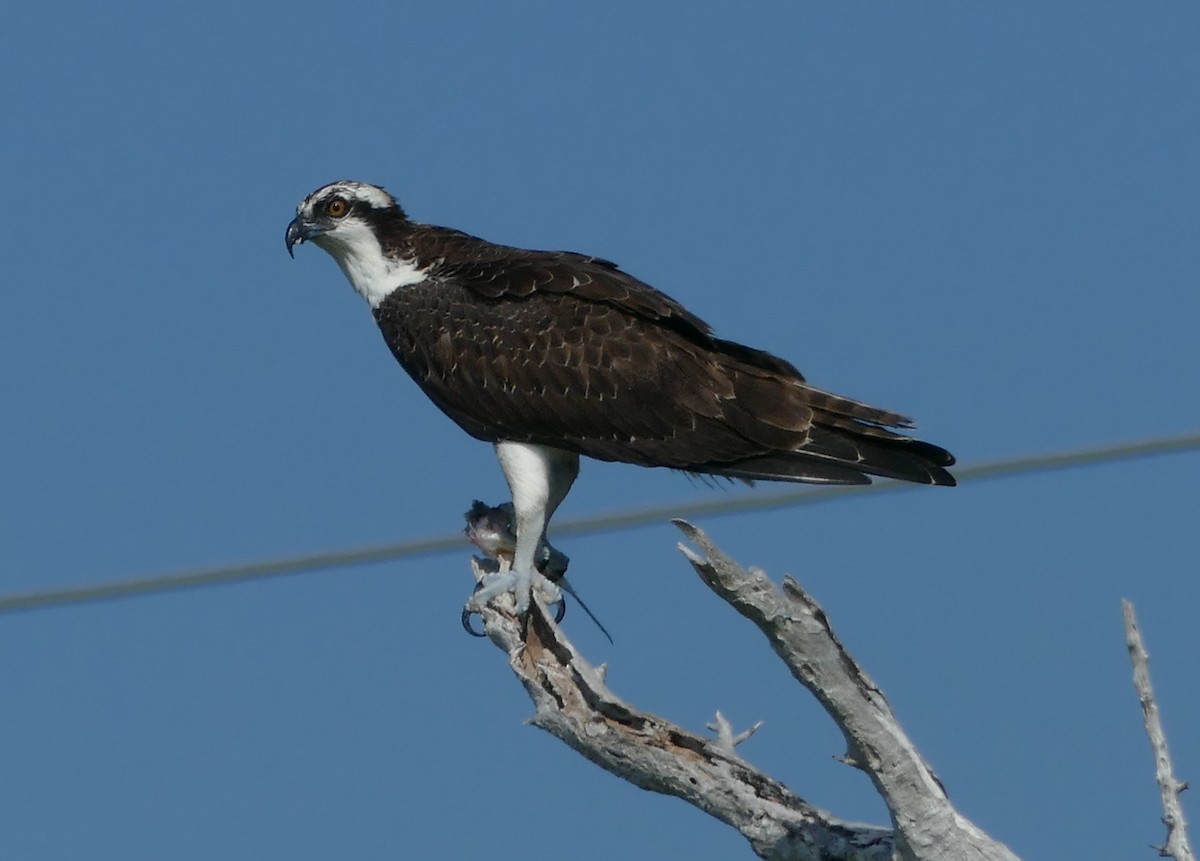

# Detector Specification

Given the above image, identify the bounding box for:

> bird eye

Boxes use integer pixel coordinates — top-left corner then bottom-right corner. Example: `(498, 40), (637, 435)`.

(326, 197), (348, 218)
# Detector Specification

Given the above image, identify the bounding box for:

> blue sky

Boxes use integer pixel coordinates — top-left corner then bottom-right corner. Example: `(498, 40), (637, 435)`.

(2, 3), (1197, 859)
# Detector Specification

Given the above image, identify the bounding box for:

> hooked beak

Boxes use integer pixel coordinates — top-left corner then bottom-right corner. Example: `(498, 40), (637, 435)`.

(285, 217), (324, 258)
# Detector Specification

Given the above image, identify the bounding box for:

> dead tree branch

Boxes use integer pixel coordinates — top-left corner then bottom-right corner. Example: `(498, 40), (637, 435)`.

(468, 514), (1020, 860)
(1123, 600), (1195, 861)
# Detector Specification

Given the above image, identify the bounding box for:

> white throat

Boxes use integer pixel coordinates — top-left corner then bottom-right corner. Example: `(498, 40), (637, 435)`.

(313, 220), (428, 308)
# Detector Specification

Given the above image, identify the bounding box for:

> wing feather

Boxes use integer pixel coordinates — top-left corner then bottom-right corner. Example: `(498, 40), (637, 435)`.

(371, 225), (956, 487)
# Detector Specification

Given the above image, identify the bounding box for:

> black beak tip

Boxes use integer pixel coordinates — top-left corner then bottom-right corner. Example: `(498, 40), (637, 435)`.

(285, 219), (303, 258)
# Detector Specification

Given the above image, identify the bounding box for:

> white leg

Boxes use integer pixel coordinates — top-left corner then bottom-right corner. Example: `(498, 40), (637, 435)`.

(470, 442), (579, 613)
(544, 448), (581, 525)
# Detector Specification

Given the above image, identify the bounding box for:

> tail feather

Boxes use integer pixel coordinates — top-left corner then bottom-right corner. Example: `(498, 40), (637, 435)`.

(786, 384), (956, 486)
(682, 339), (957, 487)
(698, 425), (956, 487)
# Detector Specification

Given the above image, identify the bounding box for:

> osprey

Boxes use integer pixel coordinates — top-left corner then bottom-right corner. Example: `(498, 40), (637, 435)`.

(286, 180), (955, 613)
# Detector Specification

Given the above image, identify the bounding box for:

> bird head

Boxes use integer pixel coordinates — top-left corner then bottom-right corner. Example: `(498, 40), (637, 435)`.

(285, 180), (401, 258)
(286, 180), (422, 307)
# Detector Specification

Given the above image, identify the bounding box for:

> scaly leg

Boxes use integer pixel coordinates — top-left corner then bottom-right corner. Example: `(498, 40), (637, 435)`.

(468, 442), (579, 613)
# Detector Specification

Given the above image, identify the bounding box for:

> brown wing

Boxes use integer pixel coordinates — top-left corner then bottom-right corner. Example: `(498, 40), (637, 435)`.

(372, 226), (956, 486)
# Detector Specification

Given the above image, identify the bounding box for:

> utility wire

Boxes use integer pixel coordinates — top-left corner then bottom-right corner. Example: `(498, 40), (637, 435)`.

(2, 431), (1198, 615)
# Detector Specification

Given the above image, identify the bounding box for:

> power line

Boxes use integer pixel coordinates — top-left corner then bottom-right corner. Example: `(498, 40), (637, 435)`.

(2, 431), (1198, 615)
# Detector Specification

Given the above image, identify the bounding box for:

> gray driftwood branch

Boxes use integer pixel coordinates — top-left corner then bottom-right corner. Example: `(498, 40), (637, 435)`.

(1123, 600), (1195, 861)
(469, 515), (1019, 861)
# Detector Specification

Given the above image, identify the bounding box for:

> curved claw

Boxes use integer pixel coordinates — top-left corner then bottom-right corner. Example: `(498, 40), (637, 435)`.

(463, 589), (565, 636)
(550, 596), (567, 624)
(461, 606), (487, 637)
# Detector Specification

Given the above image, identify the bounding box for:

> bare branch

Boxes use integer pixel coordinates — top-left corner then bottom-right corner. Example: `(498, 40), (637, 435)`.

(1123, 600), (1195, 861)
(467, 513), (1023, 860)
(673, 521), (1019, 861)
(471, 559), (893, 861)
(707, 711), (764, 756)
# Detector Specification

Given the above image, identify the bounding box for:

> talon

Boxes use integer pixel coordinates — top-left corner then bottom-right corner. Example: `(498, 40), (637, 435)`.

(461, 606), (487, 637)
(462, 580), (489, 637)
(550, 596), (567, 624)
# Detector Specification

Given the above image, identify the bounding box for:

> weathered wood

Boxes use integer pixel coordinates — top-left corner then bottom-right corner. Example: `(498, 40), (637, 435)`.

(468, 516), (1022, 861)
(1124, 600), (1195, 861)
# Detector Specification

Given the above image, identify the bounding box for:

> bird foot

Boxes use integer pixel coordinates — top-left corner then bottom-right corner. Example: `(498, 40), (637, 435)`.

(462, 501), (611, 642)
(461, 563), (566, 636)
(462, 500), (566, 621)
(461, 501), (566, 636)
(467, 561), (563, 611)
